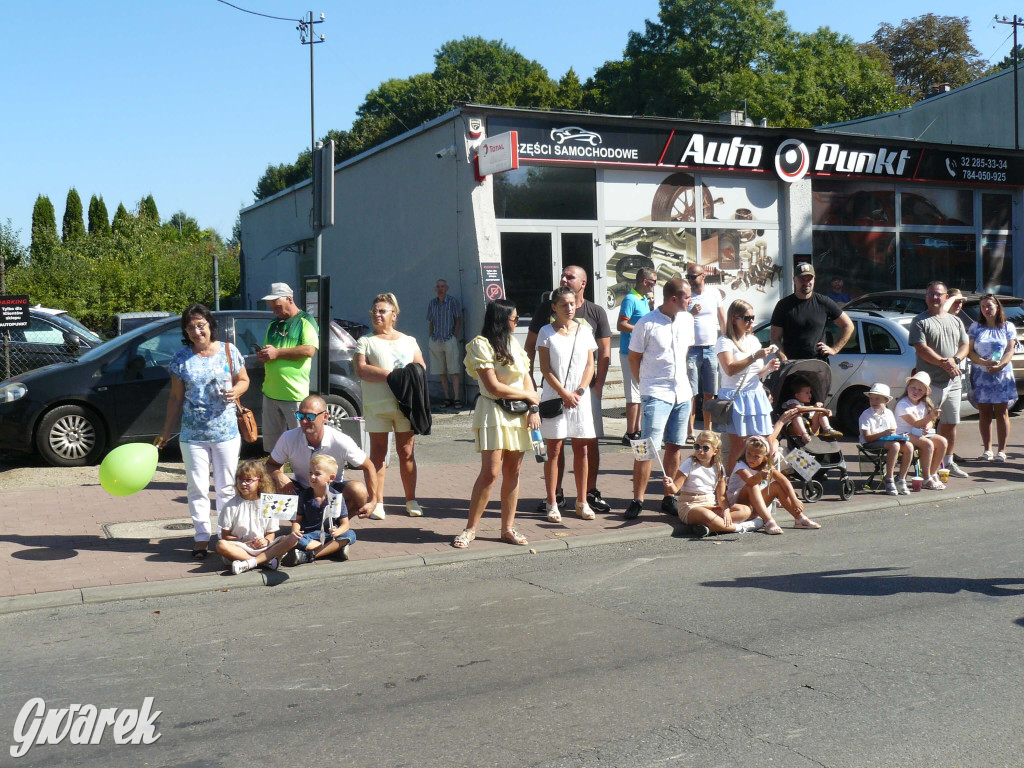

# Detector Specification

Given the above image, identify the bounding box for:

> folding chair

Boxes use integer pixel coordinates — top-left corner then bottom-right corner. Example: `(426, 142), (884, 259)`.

(856, 443), (920, 493)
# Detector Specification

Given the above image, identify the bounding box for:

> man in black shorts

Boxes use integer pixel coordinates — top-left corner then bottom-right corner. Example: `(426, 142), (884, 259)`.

(525, 265), (612, 513)
(770, 263), (854, 362)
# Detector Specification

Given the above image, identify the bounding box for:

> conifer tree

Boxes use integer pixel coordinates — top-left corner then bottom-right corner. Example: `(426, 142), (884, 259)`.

(30, 194), (57, 263)
(62, 188), (86, 242)
(88, 195), (110, 236)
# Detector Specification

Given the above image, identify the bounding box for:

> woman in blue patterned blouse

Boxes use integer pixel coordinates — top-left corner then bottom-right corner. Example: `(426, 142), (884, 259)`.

(157, 304), (250, 559)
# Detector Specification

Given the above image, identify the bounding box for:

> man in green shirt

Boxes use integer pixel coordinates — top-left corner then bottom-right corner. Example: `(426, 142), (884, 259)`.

(257, 283), (319, 451)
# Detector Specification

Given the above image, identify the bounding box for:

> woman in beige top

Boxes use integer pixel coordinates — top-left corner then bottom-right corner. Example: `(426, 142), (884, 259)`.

(354, 293), (426, 519)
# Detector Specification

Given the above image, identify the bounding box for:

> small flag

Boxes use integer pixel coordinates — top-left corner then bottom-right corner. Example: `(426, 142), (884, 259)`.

(259, 493), (299, 520)
(630, 437), (666, 476)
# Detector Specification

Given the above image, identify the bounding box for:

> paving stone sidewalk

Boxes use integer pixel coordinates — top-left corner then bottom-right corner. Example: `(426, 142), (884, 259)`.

(0, 415), (1020, 603)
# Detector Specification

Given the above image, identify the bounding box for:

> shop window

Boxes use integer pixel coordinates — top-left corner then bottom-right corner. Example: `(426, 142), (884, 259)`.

(493, 167), (597, 220)
(982, 193), (1012, 231)
(898, 233), (976, 291)
(900, 188), (972, 227)
(812, 182), (895, 227)
(812, 231), (895, 300)
(499, 232), (552, 316)
(982, 234), (1013, 294)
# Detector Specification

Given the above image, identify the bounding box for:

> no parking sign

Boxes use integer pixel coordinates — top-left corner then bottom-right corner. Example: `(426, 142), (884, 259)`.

(481, 263), (505, 301)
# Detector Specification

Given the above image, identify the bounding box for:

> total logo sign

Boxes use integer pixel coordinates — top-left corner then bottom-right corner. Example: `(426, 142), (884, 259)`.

(677, 133), (913, 182)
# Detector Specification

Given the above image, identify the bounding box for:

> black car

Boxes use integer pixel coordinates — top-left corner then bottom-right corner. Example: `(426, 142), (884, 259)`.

(843, 289), (1024, 406)
(0, 306), (104, 380)
(0, 311), (362, 466)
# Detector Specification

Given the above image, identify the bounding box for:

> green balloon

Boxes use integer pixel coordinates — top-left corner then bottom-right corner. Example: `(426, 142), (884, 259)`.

(99, 443), (159, 496)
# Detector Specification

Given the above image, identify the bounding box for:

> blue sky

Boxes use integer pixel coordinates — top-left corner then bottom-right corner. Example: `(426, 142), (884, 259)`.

(0, 1), (1013, 249)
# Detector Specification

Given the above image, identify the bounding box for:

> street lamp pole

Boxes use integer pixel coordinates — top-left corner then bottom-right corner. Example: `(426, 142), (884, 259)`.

(299, 12), (325, 273)
(996, 15), (1021, 150)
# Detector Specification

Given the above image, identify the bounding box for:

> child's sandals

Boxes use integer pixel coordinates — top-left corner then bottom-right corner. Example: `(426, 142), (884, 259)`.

(763, 517), (784, 535)
(500, 529), (528, 546)
(793, 515), (821, 530)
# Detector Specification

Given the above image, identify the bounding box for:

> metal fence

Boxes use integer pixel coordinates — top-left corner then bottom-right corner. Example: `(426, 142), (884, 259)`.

(0, 328), (82, 382)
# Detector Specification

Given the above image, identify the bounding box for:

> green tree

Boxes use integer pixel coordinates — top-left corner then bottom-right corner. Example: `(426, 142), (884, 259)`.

(985, 44), (1024, 77)
(164, 211), (202, 241)
(869, 14), (985, 101)
(111, 202), (132, 236)
(87, 195), (110, 236)
(62, 188), (86, 243)
(557, 68), (584, 110)
(30, 194), (57, 264)
(583, 0), (905, 127)
(1, 218), (28, 271)
(139, 194), (160, 226)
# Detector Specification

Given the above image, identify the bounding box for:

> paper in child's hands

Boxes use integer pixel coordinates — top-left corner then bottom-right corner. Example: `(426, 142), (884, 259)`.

(260, 493), (298, 520)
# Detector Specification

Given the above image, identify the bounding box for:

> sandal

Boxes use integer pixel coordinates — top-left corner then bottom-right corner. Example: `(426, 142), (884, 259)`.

(996, 451), (1007, 462)
(500, 529), (528, 546)
(546, 505), (562, 523)
(981, 449), (994, 461)
(191, 547), (208, 560)
(793, 515), (821, 530)
(452, 529), (476, 549)
(684, 435), (695, 446)
(763, 518), (784, 535)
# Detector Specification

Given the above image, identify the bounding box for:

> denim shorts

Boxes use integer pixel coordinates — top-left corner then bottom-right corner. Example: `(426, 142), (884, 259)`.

(298, 528), (357, 549)
(640, 395), (691, 449)
(686, 346), (718, 397)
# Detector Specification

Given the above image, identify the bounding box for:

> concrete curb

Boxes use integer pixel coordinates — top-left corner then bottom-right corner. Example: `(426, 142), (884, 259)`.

(1, 481), (1018, 616)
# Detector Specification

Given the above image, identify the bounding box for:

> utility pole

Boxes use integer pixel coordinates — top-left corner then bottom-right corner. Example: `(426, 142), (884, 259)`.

(299, 12), (326, 272)
(996, 15), (1022, 150)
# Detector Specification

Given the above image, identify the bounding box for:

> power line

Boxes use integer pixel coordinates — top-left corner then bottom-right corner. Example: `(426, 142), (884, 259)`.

(212, 0), (298, 23)
(985, 30), (1014, 64)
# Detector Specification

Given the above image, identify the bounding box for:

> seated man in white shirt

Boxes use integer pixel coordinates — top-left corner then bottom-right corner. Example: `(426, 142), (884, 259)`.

(265, 395), (380, 518)
(625, 277), (695, 520)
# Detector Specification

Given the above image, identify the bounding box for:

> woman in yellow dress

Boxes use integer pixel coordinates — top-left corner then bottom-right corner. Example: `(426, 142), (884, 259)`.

(453, 300), (541, 548)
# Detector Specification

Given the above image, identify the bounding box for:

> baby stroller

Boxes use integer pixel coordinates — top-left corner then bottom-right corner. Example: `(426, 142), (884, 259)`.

(765, 359), (854, 502)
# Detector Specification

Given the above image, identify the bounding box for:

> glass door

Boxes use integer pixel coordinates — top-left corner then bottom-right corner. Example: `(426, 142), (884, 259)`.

(497, 226), (599, 320)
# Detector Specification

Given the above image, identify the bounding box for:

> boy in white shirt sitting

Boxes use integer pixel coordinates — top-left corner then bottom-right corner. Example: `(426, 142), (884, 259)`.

(858, 383), (914, 496)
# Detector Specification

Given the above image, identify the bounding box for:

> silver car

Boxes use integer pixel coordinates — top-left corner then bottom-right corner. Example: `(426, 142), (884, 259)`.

(755, 310), (976, 433)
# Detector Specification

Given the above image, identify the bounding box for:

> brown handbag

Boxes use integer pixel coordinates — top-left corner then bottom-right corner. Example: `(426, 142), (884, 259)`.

(226, 342), (258, 443)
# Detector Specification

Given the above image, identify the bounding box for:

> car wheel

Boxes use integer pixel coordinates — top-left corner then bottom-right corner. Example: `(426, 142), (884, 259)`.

(837, 387), (869, 435)
(323, 394), (358, 429)
(36, 404), (107, 467)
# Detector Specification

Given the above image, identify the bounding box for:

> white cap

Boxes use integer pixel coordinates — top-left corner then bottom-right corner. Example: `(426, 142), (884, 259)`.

(261, 282), (294, 301)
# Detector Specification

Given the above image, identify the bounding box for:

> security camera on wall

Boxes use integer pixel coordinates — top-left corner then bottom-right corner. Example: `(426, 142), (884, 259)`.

(435, 145), (457, 159)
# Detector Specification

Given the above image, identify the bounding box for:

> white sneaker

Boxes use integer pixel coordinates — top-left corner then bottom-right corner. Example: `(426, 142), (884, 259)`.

(896, 478), (910, 495)
(406, 500), (424, 517)
(884, 478), (898, 496)
(946, 460), (969, 478)
(231, 559), (253, 575)
(369, 503), (386, 520)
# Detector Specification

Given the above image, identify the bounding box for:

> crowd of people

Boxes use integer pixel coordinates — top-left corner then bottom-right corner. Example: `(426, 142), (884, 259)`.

(156, 267), (1016, 569)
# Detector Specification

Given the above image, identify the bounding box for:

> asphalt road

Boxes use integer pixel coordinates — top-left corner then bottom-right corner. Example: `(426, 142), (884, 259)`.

(2, 492), (1023, 767)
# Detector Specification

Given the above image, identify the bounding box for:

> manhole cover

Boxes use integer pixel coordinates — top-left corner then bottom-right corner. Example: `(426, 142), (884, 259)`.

(164, 522), (194, 531)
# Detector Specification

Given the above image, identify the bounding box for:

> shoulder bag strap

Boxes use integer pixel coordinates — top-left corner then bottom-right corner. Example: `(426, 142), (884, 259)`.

(224, 342), (243, 416)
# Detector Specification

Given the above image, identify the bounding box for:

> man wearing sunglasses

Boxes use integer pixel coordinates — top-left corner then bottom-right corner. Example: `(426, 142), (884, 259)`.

(769, 263), (854, 362)
(265, 395), (380, 518)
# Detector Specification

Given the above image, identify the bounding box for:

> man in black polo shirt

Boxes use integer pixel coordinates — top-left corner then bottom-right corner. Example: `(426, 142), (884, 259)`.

(525, 265), (612, 513)
(770, 263), (854, 362)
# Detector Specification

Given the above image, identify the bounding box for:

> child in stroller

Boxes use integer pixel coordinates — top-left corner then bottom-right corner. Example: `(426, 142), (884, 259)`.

(766, 359), (855, 502)
(781, 376), (843, 444)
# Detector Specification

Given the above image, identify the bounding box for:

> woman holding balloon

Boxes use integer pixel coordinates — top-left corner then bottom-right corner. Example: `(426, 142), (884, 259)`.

(156, 304), (249, 559)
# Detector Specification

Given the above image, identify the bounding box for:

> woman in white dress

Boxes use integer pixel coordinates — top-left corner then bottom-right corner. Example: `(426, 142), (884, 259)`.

(715, 299), (780, 473)
(537, 286), (598, 522)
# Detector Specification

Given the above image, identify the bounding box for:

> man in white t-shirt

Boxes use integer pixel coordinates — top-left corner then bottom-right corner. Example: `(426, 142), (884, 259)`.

(684, 265), (726, 444)
(265, 395), (380, 518)
(625, 277), (695, 519)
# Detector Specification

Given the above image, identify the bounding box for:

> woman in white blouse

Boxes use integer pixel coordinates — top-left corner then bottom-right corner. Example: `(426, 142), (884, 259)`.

(715, 299), (780, 471)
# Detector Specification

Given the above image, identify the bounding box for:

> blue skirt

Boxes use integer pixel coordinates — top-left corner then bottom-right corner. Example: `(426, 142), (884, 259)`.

(719, 385), (773, 436)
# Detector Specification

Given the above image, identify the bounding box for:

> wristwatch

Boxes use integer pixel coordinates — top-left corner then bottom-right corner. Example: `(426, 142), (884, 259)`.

(952, 356), (962, 366)
(528, 405), (539, 414)
(575, 387), (586, 396)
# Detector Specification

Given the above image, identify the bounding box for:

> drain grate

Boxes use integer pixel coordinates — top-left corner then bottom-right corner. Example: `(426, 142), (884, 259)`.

(164, 522), (194, 531)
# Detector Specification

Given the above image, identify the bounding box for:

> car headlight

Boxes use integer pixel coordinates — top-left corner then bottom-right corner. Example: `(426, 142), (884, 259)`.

(0, 382), (27, 403)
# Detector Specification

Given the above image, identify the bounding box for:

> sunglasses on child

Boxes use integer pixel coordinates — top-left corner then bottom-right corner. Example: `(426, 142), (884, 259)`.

(695, 444), (713, 452)
(295, 411), (327, 421)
